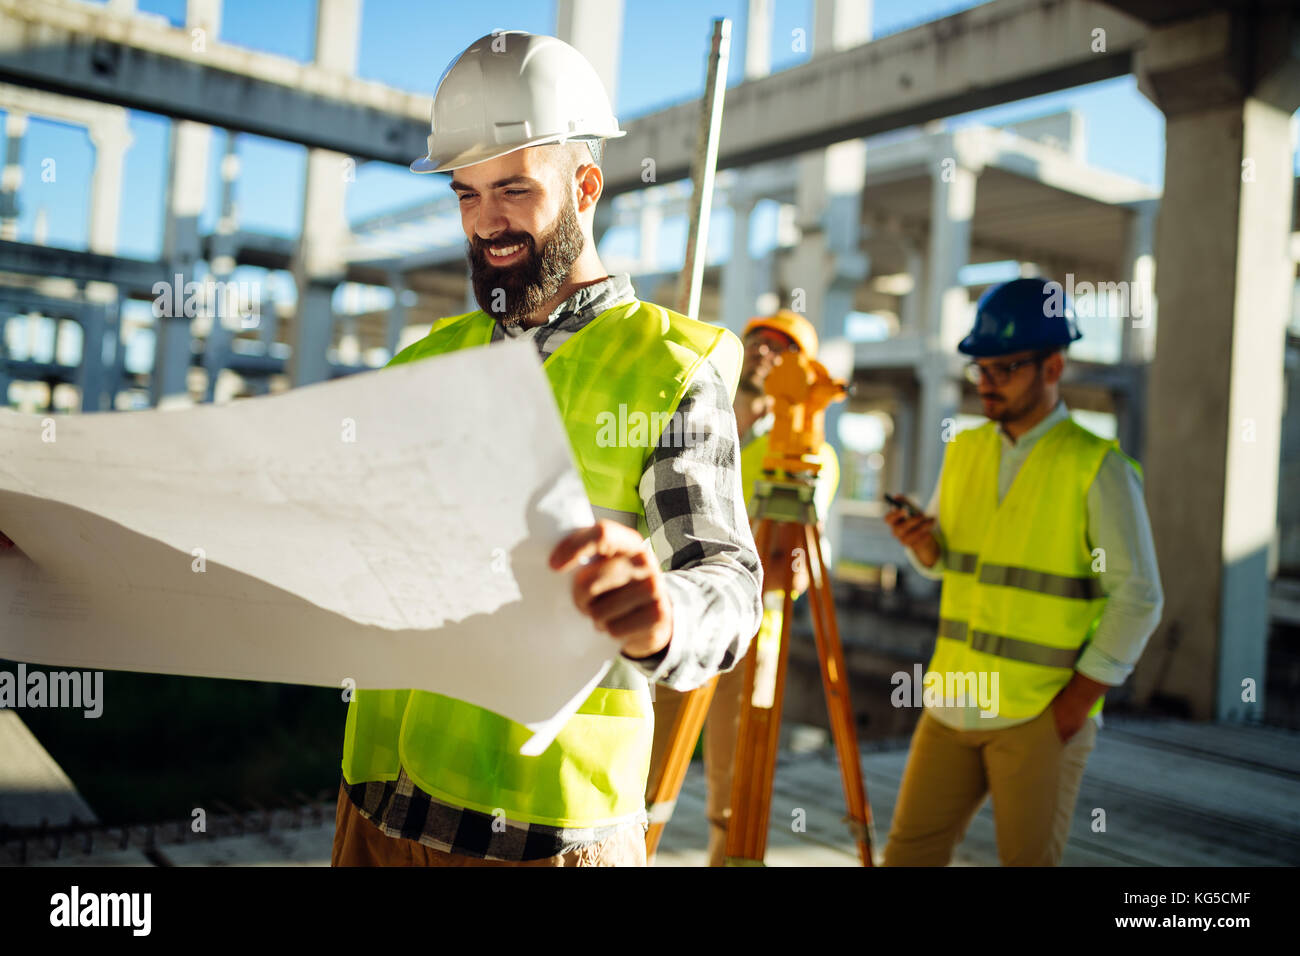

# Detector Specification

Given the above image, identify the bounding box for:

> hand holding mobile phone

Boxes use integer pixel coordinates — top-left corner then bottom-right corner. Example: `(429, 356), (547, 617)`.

(883, 493), (921, 517)
(883, 493), (939, 567)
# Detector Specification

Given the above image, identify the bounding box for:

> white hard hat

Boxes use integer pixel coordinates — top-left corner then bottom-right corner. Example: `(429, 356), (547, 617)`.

(411, 31), (626, 174)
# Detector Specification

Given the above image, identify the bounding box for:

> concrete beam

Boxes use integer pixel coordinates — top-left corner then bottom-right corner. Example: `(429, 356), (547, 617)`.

(601, 0), (1147, 196)
(0, 0), (430, 165)
(0, 238), (163, 289)
(2, 0), (1145, 186)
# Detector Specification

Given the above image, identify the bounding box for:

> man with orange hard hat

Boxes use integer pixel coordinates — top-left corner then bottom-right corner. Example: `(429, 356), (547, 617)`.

(647, 308), (840, 866)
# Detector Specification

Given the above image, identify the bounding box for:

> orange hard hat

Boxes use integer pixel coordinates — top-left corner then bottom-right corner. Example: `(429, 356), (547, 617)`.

(743, 309), (819, 359)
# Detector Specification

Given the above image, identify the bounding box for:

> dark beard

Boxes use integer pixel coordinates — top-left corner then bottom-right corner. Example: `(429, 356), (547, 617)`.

(468, 197), (585, 327)
(987, 368), (1045, 424)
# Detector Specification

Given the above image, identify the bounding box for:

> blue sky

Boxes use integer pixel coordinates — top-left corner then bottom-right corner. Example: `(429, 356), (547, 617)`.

(2, 0), (1173, 262)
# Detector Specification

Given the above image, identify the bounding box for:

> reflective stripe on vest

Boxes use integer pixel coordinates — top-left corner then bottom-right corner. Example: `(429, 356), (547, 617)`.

(936, 618), (1082, 669)
(341, 299), (742, 828)
(978, 563), (1105, 600)
(945, 550), (979, 574)
(928, 417), (1138, 719)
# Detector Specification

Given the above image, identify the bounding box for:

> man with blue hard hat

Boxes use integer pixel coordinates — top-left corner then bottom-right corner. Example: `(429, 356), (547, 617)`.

(881, 276), (1164, 866)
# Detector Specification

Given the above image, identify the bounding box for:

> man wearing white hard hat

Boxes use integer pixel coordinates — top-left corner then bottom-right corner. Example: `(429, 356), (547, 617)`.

(330, 31), (762, 867)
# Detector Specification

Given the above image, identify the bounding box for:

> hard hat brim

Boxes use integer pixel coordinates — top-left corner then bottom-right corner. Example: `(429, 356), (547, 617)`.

(957, 332), (1080, 357)
(410, 130), (626, 175)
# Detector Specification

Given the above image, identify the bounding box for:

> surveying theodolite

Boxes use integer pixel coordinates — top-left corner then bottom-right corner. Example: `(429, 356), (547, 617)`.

(644, 348), (876, 866)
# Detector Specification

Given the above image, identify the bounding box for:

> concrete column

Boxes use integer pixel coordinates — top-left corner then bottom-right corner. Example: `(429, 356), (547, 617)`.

(1134, 9), (1300, 721)
(888, 398), (914, 497)
(0, 315), (9, 407)
(915, 354), (960, 500)
(0, 111), (24, 241)
(77, 303), (108, 413)
(637, 198), (662, 275)
(386, 270), (406, 357)
(202, 132), (239, 402)
(924, 139), (978, 351)
(259, 297), (278, 347)
(899, 241), (925, 335)
(290, 0), (360, 387)
(555, 0), (625, 106)
(106, 293), (127, 408)
(84, 109), (132, 375)
(151, 0), (222, 407)
(915, 139), (977, 495)
(744, 0), (772, 80)
(87, 112), (131, 256)
(780, 152), (868, 342)
(1120, 198), (1157, 364)
(721, 197), (755, 338)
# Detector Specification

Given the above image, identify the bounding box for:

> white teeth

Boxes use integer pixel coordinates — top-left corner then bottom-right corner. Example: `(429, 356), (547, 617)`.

(489, 243), (522, 256)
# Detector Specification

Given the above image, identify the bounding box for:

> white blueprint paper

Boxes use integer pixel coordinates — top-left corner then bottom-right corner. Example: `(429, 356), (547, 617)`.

(0, 340), (615, 754)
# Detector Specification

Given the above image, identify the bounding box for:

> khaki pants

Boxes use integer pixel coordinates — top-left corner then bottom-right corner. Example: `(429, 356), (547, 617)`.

(330, 784), (646, 867)
(648, 659), (748, 867)
(881, 707), (1097, 866)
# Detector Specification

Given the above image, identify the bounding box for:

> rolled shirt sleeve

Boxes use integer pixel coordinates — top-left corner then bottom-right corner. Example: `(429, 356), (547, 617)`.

(620, 359), (764, 691)
(1074, 449), (1165, 686)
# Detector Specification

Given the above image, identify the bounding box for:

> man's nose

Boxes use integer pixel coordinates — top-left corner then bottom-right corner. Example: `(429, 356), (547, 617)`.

(472, 200), (509, 241)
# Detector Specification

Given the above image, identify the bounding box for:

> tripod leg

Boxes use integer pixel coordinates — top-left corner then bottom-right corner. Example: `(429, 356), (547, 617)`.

(803, 522), (876, 866)
(725, 521), (796, 865)
(645, 516), (776, 859)
(645, 678), (717, 858)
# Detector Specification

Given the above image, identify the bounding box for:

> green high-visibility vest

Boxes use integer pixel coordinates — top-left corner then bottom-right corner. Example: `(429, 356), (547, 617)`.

(341, 298), (742, 828)
(928, 418), (1139, 720)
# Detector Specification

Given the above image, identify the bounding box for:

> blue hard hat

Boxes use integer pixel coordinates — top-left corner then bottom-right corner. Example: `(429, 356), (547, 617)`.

(958, 277), (1082, 357)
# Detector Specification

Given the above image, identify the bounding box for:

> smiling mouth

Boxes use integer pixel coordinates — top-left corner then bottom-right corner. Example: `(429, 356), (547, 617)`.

(485, 242), (527, 265)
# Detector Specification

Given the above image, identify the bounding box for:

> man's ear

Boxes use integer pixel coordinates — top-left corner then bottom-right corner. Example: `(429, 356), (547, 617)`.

(575, 161), (603, 213)
(1043, 349), (1066, 384)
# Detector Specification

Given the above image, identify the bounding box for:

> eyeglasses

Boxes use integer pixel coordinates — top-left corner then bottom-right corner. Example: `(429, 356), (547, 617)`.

(963, 352), (1051, 386)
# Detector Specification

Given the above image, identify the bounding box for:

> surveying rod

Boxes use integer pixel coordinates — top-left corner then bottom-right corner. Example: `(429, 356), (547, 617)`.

(675, 17), (731, 318)
(644, 18), (732, 858)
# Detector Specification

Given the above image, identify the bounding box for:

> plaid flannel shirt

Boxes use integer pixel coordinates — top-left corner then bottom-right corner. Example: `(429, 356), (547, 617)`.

(343, 273), (762, 861)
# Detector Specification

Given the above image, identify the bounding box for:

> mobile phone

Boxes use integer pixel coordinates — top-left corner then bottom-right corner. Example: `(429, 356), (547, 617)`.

(884, 493), (922, 517)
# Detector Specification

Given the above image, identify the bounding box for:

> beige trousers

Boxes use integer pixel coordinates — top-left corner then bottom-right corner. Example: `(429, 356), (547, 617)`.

(881, 707), (1097, 866)
(648, 658), (749, 867)
(330, 784), (646, 867)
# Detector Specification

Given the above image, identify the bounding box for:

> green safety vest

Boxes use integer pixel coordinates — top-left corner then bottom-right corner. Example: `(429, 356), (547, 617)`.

(341, 298), (742, 828)
(928, 418), (1139, 720)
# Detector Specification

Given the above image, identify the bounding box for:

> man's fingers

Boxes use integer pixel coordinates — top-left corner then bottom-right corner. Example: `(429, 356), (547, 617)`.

(898, 518), (935, 548)
(549, 520), (639, 572)
(886, 511), (933, 542)
(604, 602), (662, 641)
(588, 576), (658, 627)
(572, 551), (655, 614)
